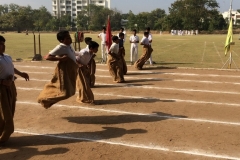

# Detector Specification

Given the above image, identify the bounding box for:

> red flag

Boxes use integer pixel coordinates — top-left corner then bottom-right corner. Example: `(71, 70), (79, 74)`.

(106, 15), (112, 51)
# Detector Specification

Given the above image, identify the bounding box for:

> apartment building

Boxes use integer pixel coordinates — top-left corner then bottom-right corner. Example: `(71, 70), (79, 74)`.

(52, 0), (111, 22)
(222, 10), (240, 25)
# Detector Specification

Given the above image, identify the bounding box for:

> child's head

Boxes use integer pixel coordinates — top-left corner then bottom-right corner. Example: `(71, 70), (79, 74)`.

(57, 30), (72, 45)
(132, 29), (137, 35)
(102, 27), (106, 32)
(0, 35), (6, 54)
(88, 41), (99, 53)
(119, 32), (124, 39)
(112, 36), (119, 43)
(145, 27), (150, 32)
(120, 27), (124, 32)
(143, 31), (149, 37)
(84, 37), (92, 45)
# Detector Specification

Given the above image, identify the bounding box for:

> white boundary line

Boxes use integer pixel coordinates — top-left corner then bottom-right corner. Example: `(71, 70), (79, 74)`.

(213, 42), (224, 64)
(201, 41), (206, 63)
(16, 86), (240, 107)
(17, 74), (240, 85)
(17, 68), (240, 78)
(14, 130), (240, 160)
(17, 101), (240, 126)
(16, 80), (240, 95)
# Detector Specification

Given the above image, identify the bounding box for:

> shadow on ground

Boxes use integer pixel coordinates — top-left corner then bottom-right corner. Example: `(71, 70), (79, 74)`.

(64, 112), (187, 125)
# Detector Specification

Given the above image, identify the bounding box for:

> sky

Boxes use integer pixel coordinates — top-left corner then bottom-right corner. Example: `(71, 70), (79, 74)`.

(1, 0), (239, 14)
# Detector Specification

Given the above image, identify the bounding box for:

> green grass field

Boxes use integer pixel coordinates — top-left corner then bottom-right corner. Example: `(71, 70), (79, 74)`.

(2, 32), (240, 69)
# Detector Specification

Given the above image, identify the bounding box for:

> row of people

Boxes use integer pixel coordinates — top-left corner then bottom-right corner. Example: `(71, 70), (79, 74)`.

(98, 27), (154, 65)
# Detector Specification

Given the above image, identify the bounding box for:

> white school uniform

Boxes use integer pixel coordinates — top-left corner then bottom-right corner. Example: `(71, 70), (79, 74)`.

(129, 35), (139, 63)
(0, 54), (14, 80)
(75, 48), (93, 66)
(98, 32), (107, 61)
(143, 33), (153, 65)
(49, 43), (76, 62)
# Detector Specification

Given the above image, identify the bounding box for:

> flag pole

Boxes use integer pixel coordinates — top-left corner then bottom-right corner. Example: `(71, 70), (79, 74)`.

(229, 0), (233, 69)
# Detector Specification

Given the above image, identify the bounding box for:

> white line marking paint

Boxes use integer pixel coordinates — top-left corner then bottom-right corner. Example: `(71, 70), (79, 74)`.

(16, 86), (240, 107)
(17, 68), (240, 79)
(17, 75), (240, 86)
(201, 41), (206, 63)
(17, 101), (240, 126)
(17, 81), (240, 95)
(14, 130), (240, 160)
(213, 42), (224, 64)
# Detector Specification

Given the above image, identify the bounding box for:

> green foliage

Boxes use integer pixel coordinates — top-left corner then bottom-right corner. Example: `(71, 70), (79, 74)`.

(0, 2), (228, 32)
(167, 0), (225, 31)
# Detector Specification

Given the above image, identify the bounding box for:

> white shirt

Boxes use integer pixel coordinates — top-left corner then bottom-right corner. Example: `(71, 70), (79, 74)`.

(109, 43), (119, 55)
(0, 54), (14, 80)
(75, 48), (93, 65)
(129, 35), (139, 47)
(98, 32), (106, 44)
(143, 33), (152, 45)
(49, 43), (76, 62)
(140, 37), (149, 45)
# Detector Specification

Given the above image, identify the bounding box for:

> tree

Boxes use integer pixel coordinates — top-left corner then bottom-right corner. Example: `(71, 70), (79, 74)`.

(32, 7), (52, 31)
(168, 0), (220, 30)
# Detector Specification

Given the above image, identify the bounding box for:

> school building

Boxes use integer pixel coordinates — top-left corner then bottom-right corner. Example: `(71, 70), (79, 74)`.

(52, 0), (111, 22)
(222, 10), (240, 25)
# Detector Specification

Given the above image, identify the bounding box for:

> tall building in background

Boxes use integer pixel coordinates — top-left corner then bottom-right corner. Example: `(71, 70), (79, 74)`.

(52, 0), (111, 23)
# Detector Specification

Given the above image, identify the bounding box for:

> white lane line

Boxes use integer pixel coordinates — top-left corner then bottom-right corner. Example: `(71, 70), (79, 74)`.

(17, 101), (240, 126)
(16, 86), (240, 107)
(201, 41), (206, 63)
(17, 75), (240, 86)
(95, 93), (240, 107)
(17, 78), (240, 95)
(213, 42), (224, 64)
(17, 69), (240, 79)
(14, 130), (240, 160)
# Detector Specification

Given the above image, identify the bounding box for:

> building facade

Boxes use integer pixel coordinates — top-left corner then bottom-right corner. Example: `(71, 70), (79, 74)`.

(52, 0), (111, 22)
(222, 10), (240, 25)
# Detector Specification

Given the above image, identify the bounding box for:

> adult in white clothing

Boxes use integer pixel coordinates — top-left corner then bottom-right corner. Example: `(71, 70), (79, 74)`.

(129, 29), (139, 64)
(98, 27), (107, 63)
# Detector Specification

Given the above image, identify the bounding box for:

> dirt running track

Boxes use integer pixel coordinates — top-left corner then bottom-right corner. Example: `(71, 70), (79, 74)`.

(1, 61), (240, 160)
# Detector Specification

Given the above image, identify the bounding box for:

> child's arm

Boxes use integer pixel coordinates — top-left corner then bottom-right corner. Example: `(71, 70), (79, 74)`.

(45, 54), (68, 61)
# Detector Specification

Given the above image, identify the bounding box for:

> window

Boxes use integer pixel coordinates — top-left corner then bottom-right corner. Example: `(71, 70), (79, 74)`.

(77, 6), (82, 10)
(99, 1), (103, 3)
(77, 1), (81, 4)
(73, 14), (76, 16)
(73, 8), (76, 11)
(53, 1), (56, 4)
(66, 1), (71, 4)
(72, 3), (76, 6)
(67, 6), (71, 9)
(61, 6), (65, 8)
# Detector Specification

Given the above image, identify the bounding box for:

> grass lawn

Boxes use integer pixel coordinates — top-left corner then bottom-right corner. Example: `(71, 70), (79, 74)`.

(2, 32), (240, 69)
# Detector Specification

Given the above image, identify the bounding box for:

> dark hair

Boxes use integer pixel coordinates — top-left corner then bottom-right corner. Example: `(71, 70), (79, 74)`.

(112, 36), (119, 42)
(0, 35), (6, 42)
(119, 32), (124, 37)
(146, 27), (150, 31)
(120, 27), (124, 31)
(57, 30), (69, 42)
(88, 41), (99, 49)
(85, 37), (92, 44)
(132, 29), (137, 32)
(144, 32), (149, 36)
(102, 27), (106, 30)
